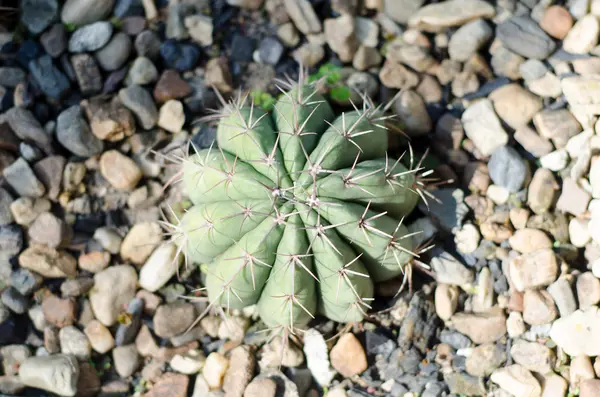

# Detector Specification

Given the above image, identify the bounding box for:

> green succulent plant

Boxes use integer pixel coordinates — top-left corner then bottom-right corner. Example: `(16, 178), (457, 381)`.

(166, 73), (429, 333)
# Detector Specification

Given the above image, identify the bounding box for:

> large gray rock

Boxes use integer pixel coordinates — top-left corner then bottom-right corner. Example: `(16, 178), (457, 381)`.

(68, 21), (113, 53)
(19, 355), (79, 396)
(496, 16), (556, 60)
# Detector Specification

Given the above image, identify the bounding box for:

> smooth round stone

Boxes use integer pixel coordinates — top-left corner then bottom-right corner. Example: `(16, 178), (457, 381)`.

(61, 0), (115, 26)
(95, 32), (132, 71)
(68, 21), (113, 53)
(20, 0), (59, 35)
(539, 5), (573, 40)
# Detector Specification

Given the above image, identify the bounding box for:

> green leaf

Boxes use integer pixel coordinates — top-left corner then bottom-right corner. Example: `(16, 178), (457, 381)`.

(64, 22), (77, 32)
(329, 85), (351, 102)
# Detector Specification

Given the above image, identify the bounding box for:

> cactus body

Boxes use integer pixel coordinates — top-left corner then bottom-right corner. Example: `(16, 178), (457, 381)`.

(176, 83), (422, 330)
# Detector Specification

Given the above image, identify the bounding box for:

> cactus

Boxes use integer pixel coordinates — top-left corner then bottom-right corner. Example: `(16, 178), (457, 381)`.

(166, 73), (430, 333)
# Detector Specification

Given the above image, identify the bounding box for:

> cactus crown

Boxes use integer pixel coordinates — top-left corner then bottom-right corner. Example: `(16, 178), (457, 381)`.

(165, 72), (429, 334)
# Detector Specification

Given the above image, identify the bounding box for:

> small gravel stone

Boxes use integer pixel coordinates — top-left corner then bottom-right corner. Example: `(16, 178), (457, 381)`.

(61, 0), (114, 25)
(527, 168), (558, 214)
(34, 155), (65, 200)
(430, 250), (474, 286)
(157, 100), (185, 134)
(551, 307), (600, 356)
(71, 53), (102, 96)
(170, 349), (205, 374)
(10, 268), (41, 296)
(461, 99), (508, 157)
(59, 325), (91, 359)
(408, 0), (495, 32)
(100, 150), (142, 191)
(448, 19), (492, 61)
(90, 265), (137, 326)
(577, 272), (600, 309)
(547, 278), (577, 317)
(153, 301), (195, 338)
(84, 319), (115, 354)
(489, 84), (543, 129)
(392, 90), (432, 137)
(119, 84), (158, 130)
(144, 373), (189, 397)
(564, 14), (600, 54)
(451, 309), (507, 344)
(330, 333), (367, 377)
(1, 288), (28, 314)
(557, 177), (591, 216)
(126, 56), (158, 85)
(29, 54), (71, 100)
(488, 146), (528, 192)
(223, 345), (254, 396)
(3, 158), (45, 198)
(509, 249), (558, 292)
(523, 289), (557, 325)
(28, 212), (69, 248)
(42, 294), (76, 327)
(120, 221), (162, 265)
(95, 32), (132, 72)
(113, 344), (140, 378)
(435, 284), (459, 321)
(509, 229), (552, 254)
(507, 311), (526, 338)
(534, 109), (581, 149)
(203, 352), (229, 389)
(465, 343), (506, 377)
(496, 15), (556, 60)
(56, 105), (104, 157)
(491, 364), (541, 397)
(244, 378), (277, 397)
(18, 355), (79, 397)
(571, 355), (595, 387)
(510, 340), (555, 374)
(19, 244), (76, 278)
(540, 6), (573, 39)
(185, 14), (213, 46)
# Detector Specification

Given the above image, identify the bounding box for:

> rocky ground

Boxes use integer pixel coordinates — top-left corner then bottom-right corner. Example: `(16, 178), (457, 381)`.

(3, 0), (600, 396)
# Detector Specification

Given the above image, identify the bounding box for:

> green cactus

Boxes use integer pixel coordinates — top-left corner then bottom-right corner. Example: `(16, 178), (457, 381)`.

(167, 73), (428, 333)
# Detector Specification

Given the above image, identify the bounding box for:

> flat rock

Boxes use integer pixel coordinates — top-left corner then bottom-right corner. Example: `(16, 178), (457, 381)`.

(90, 265), (137, 326)
(491, 365), (541, 397)
(461, 99), (508, 157)
(430, 250), (474, 286)
(18, 244), (76, 278)
(451, 309), (506, 344)
(496, 16), (556, 60)
(550, 307), (600, 356)
(68, 21), (113, 53)
(408, 0), (495, 32)
(61, 0), (115, 25)
(18, 355), (79, 397)
(56, 105), (103, 157)
(564, 14), (599, 54)
(3, 158), (45, 198)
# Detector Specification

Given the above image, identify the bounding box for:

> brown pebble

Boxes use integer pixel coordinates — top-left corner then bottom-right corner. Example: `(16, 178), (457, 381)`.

(153, 70), (192, 104)
(42, 294), (77, 328)
(330, 333), (368, 377)
(540, 6), (573, 40)
(142, 373), (188, 397)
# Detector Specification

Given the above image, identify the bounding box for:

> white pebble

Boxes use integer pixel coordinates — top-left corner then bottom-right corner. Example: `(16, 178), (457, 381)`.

(540, 149), (569, 171)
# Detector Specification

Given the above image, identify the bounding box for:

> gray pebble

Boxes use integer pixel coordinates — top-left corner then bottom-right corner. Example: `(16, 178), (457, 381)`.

(95, 32), (132, 71)
(68, 21), (113, 53)
(118, 84), (158, 129)
(134, 30), (161, 60)
(0, 67), (26, 88)
(10, 269), (41, 296)
(40, 24), (67, 58)
(28, 55), (71, 100)
(114, 297), (143, 346)
(488, 145), (529, 192)
(1, 287), (29, 314)
(56, 105), (104, 157)
(20, 0), (58, 35)
(5, 107), (52, 154)
(2, 158), (46, 198)
(496, 15), (556, 60)
(0, 188), (14, 226)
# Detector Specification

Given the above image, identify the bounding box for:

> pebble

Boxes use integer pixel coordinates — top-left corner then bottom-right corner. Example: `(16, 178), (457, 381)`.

(539, 149), (569, 172)
(160, 40), (200, 72)
(153, 302), (195, 338)
(556, 177), (591, 216)
(283, 0), (321, 34)
(120, 221), (162, 265)
(324, 15), (357, 63)
(541, 374), (568, 397)
(533, 109), (581, 149)
(244, 378), (277, 397)
(455, 223), (480, 254)
(293, 42), (325, 67)
(90, 265), (138, 326)
(68, 21), (113, 53)
(203, 352), (229, 389)
(138, 242), (180, 292)
(435, 284), (459, 321)
(93, 227), (122, 254)
(430, 250), (474, 286)
(509, 249), (558, 292)
(581, 379), (600, 397)
(571, 355), (595, 387)
(487, 184), (510, 204)
(489, 83), (543, 129)
(185, 14), (213, 46)
(56, 105), (104, 157)
(451, 309), (507, 344)
(28, 212), (69, 248)
(488, 146), (528, 192)
(1, 345), (31, 376)
(113, 344), (140, 377)
(42, 294), (76, 327)
(84, 319), (115, 354)
(59, 325), (91, 359)
(408, 0), (495, 32)
(562, 75), (600, 119)
(10, 268), (41, 296)
(523, 289), (558, 325)
(577, 272), (600, 309)
(19, 354), (79, 396)
(119, 84), (158, 130)
(510, 340), (555, 374)
(223, 345), (254, 396)
(40, 24), (66, 58)
(547, 278), (577, 318)
(3, 158), (46, 198)
(379, 59), (419, 89)
(465, 343), (506, 377)
(19, 244), (76, 278)
(563, 14), (600, 54)
(490, 365), (542, 397)
(509, 229), (552, 254)
(461, 99), (508, 157)
(71, 53), (102, 96)
(0, 374), (25, 395)
(1, 288), (28, 314)
(95, 32), (132, 72)
(540, 6), (573, 39)
(21, 0), (58, 35)
(157, 100), (185, 134)
(144, 373), (189, 397)
(528, 168), (558, 214)
(29, 54), (71, 99)
(5, 107), (52, 153)
(304, 328), (336, 386)
(496, 15), (556, 60)
(445, 372), (486, 396)
(330, 333), (367, 377)
(82, 96), (136, 141)
(100, 150), (142, 191)
(170, 349), (205, 374)
(448, 19), (492, 61)
(126, 56), (158, 86)
(115, 297), (143, 346)
(507, 311), (526, 338)
(61, 0), (114, 25)
(0, 188), (13, 225)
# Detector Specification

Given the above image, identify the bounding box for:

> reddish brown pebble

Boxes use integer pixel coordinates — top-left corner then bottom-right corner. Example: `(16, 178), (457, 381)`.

(42, 294), (77, 328)
(153, 70), (191, 104)
(540, 6), (573, 39)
